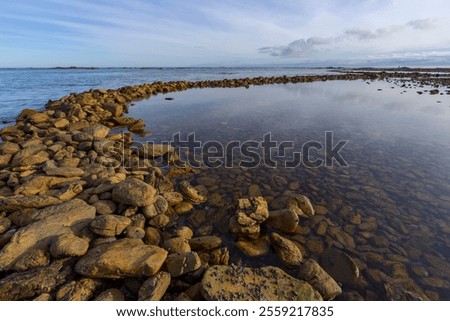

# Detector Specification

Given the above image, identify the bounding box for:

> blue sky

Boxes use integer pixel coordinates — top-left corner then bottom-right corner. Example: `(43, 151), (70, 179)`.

(1, 0), (450, 67)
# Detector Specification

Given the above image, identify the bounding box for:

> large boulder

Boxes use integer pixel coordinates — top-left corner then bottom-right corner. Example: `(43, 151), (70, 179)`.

(201, 265), (322, 301)
(75, 239), (167, 279)
(112, 178), (157, 207)
(0, 199), (95, 271)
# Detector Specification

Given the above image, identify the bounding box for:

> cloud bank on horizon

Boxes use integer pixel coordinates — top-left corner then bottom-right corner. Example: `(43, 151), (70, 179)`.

(0, 0), (449, 67)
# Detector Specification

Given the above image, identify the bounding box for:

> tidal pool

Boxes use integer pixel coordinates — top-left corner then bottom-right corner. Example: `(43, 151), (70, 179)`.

(129, 79), (450, 300)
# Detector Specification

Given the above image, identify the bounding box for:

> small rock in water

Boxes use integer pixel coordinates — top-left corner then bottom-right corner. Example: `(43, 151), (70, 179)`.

(297, 259), (342, 300)
(269, 232), (303, 268)
(320, 248), (359, 286)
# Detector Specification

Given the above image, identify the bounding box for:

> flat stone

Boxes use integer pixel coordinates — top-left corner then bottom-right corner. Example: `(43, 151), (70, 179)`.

(56, 278), (102, 301)
(138, 271), (171, 301)
(298, 259), (342, 300)
(0, 199), (95, 271)
(269, 232), (303, 269)
(320, 248), (360, 286)
(163, 237), (191, 254)
(165, 252), (202, 277)
(45, 167), (84, 177)
(0, 258), (73, 300)
(189, 236), (222, 251)
(90, 214), (132, 237)
(201, 265), (322, 301)
(13, 248), (50, 271)
(83, 124), (110, 139)
(54, 118), (70, 129)
(112, 178), (157, 207)
(0, 195), (62, 212)
(50, 233), (89, 258)
(95, 288), (125, 301)
(236, 237), (271, 257)
(267, 209), (299, 233)
(75, 239), (167, 279)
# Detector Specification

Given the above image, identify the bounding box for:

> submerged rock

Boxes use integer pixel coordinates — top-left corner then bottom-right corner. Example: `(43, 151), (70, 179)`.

(297, 259), (342, 300)
(269, 232), (303, 269)
(201, 265), (322, 301)
(320, 248), (359, 286)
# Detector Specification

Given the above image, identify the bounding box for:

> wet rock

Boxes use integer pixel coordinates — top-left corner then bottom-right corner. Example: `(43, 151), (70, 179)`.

(267, 209), (299, 233)
(163, 237), (191, 254)
(95, 288), (125, 301)
(0, 258), (73, 300)
(385, 280), (429, 300)
(189, 236), (222, 251)
(56, 278), (102, 301)
(320, 248), (359, 286)
(112, 178), (157, 207)
(75, 239), (168, 279)
(236, 237), (271, 257)
(138, 271), (171, 301)
(230, 197), (269, 240)
(50, 233), (89, 258)
(0, 199), (95, 271)
(298, 259), (342, 300)
(161, 191), (184, 206)
(90, 215), (132, 237)
(165, 252), (202, 277)
(270, 232), (303, 268)
(201, 265), (322, 301)
(178, 180), (207, 204)
(248, 184), (262, 197)
(288, 194), (315, 217)
(138, 143), (173, 158)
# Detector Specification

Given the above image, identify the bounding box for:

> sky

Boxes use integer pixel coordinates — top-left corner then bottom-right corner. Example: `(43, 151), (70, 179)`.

(1, 0), (450, 67)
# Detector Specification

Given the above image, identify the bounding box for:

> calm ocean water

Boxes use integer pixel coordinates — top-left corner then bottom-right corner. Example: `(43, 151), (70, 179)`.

(0, 67), (333, 124)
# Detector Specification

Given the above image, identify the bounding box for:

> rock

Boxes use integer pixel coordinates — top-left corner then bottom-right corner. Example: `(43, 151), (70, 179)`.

(75, 239), (167, 279)
(165, 252), (202, 277)
(288, 194), (315, 217)
(124, 226), (145, 239)
(29, 112), (49, 124)
(83, 124), (110, 139)
(236, 197), (269, 223)
(201, 265), (322, 301)
(315, 205), (329, 215)
(138, 143), (173, 158)
(13, 248), (50, 271)
(53, 182), (83, 201)
(44, 167), (84, 177)
(138, 271), (171, 301)
(236, 237), (271, 257)
(33, 293), (53, 301)
(90, 215), (132, 237)
(11, 145), (49, 167)
(178, 180), (207, 204)
(385, 280), (429, 300)
(112, 178), (157, 207)
(148, 214), (170, 228)
(0, 258), (73, 300)
(189, 236), (222, 251)
(229, 215), (260, 240)
(128, 119), (145, 133)
(248, 184), (262, 197)
(54, 118), (70, 129)
(174, 202), (193, 215)
(297, 259), (342, 300)
(161, 191), (183, 206)
(50, 233), (89, 258)
(104, 103), (123, 117)
(174, 226), (193, 239)
(0, 217), (11, 234)
(56, 278), (102, 301)
(267, 209), (299, 233)
(143, 227), (161, 246)
(320, 248), (359, 286)
(93, 200), (117, 215)
(0, 199), (95, 271)
(269, 232), (303, 268)
(95, 288), (125, 301)
(0, 141), (20, 154)
(209, 247), (230, 266)
(0, 195), (62, 212)
(163, 237), (191, 254)
(142, 195), (168, 219)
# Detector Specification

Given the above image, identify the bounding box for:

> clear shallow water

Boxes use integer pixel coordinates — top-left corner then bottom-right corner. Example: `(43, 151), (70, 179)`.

(0, 67), (333, 123)
(130, 79), (450, 300)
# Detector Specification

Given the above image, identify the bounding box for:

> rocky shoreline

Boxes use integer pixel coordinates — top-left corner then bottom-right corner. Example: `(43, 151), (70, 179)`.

(0, 72), (447, 301)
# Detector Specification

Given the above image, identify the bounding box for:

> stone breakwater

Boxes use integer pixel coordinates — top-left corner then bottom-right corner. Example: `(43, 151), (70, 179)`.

(0, 72), (446, 301)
